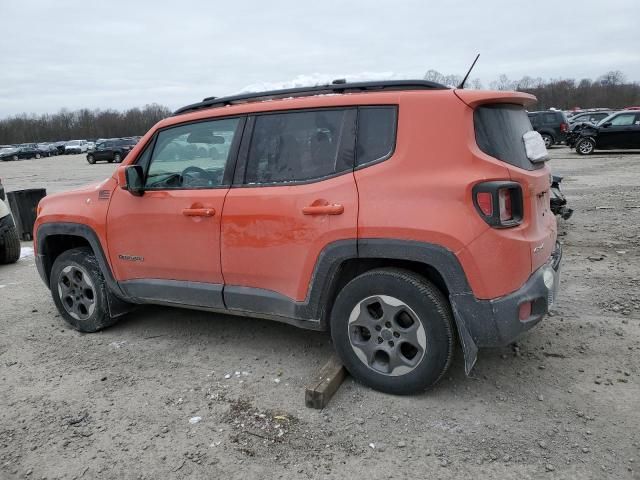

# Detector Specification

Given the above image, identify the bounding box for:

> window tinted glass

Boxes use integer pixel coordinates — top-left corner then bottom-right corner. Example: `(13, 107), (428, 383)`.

(475, 104), (542, 171)
(145, 118), (240, 189)
(542, 113), (557, 124)
(245, 109), (350, 184)
(610, 113), (636, 126)
(356, 107), (397, 166)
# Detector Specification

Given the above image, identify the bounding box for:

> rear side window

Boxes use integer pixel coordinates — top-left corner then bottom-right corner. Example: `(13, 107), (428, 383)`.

(474, 104), (542, 171)
(245, 109), (352, 184)
(542, 113), (557, 124)
(356, 106), (397, 166)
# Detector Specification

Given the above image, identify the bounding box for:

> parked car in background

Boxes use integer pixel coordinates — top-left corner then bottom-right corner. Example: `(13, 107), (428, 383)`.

(37, 143), (58, 157)
(0, 178), (20, 264)
(64, 140), (88, 154)
(86, 141), (96, 152)
(574, 110), (640, 154)
(568, 110), (614, 126)
(18, 143), (45, 158)
(1, 145), (40, 161)
(34, 80), (561, 394)
(86, 138), (137, 164)
(528, 110), (569, 147)
(53, 141), (67, 154)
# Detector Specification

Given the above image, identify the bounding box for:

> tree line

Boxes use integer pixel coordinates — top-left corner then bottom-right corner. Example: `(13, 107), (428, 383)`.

(425, 69), (640, 110)
(0, 104), (172, 145)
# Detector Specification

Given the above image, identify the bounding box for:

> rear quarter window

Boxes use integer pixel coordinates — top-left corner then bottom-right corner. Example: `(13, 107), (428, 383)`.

(356, 106), (397, 166)
(474, 104), (543, 171)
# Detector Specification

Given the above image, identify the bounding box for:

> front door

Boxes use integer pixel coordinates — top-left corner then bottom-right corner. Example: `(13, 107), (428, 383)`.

(221, 108), (358, 316)
(106, 116), (245, 308)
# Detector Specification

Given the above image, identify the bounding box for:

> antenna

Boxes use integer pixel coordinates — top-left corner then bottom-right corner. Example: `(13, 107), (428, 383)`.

(457, 54), (480, 89)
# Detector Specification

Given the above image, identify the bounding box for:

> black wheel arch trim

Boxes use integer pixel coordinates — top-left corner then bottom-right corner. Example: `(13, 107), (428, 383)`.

(35, 222), (133, 317)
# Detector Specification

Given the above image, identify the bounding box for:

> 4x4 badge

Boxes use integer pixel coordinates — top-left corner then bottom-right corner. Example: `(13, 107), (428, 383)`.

(118, 254), (144, 262)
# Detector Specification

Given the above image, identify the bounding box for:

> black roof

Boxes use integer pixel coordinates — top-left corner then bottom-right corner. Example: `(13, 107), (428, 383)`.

(174, 79), (448, 115)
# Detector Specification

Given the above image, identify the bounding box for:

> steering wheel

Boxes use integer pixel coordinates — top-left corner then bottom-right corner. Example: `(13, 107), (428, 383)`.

(181, 165), (216, 185)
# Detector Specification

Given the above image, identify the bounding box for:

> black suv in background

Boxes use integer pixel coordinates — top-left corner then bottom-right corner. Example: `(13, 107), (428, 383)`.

(573, 111), (640, 155)
(528, 110), (569, 147)
(86, 138), (137, 164)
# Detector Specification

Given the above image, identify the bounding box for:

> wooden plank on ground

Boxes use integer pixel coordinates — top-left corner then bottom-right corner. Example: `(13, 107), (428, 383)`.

(305, 354), (347, 409)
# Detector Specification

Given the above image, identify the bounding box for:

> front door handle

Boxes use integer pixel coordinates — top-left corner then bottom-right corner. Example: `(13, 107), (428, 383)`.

(302, 203), (344, 215)
(182, 208), (216, 217)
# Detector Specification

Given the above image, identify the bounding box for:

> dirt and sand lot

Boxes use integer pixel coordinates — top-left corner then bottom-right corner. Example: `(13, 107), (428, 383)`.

(0, 149), (639, 479)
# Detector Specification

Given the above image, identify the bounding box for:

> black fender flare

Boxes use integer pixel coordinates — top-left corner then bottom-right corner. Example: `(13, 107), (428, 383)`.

(35, 222), (133, 317)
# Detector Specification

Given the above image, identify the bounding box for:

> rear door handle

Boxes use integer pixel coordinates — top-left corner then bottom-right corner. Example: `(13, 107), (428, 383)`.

(182, 208), (216, 217)
(302, 204), (344, 215)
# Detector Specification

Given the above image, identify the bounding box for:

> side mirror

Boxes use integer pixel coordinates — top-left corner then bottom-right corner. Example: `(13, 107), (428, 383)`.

(602, 122), (612, 128)
(117, 165), (144, 196)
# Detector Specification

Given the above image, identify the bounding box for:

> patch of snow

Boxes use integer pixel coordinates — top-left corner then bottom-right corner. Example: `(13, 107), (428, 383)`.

(189, 416), (202, 424)
(20, 247), (34, 259)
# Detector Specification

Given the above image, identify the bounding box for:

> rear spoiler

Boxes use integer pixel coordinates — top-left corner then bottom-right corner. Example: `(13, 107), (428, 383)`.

(454, 89), (537, 108)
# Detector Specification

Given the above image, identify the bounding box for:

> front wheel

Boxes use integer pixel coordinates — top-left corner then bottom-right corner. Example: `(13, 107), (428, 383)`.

(86, 154), (95, 164)
(49, 247), (119, 332)
(35, 153), (41, 159)
(330, 268), (454, 394)
(576, 138), (595, 155)
(113, 153), (122, 163)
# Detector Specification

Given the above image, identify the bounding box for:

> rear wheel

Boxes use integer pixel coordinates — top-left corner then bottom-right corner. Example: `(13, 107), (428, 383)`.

(576, 138), (595, 155)
(541, 133), (554, 148)
(35, 153), (41, 159)
(330, 268), (454, 394)
(113, 153), (122, 163)
(12, 155), (18, 161)
(86, 154), (95, 164)
(50, 247), (119, 332)
(0, 219), (20, 264)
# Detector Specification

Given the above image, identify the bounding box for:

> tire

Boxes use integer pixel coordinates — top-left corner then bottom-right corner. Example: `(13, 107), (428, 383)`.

(113, 153), (122, 163)
(49, 247), (119, 332)
(0, 221), (20, 264)
(12, 155), (18, 161)
(330, 268), (454, 394)
(541, 133), (554, 148)
(35, 153), (41, 159)
(576, 138), (595, 155)
(86, 154), (95, 165)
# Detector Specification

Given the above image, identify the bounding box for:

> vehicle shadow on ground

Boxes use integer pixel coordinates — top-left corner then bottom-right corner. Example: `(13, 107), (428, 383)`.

(106, 303), (538, 397)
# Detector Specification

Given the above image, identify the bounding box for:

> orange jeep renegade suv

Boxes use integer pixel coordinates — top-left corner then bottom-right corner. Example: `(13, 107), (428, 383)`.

(34, 80), (561, 394)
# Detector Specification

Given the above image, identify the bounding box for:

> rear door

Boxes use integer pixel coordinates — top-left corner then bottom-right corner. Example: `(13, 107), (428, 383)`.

(221, 108), (358, 312)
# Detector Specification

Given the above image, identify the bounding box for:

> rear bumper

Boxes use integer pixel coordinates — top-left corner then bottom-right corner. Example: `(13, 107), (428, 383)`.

(452, 242), (562, 347)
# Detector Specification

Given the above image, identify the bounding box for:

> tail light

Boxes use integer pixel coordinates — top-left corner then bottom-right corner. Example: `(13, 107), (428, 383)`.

(560, 122), (568, 133)
(473, 181), (523, 228)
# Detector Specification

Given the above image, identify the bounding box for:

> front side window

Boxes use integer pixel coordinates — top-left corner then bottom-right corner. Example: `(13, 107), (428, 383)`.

(356, 106), (397, 166)
(244, 109), (351, 184)
(145, 117), (241, 189)
(610, 114), (636, 126)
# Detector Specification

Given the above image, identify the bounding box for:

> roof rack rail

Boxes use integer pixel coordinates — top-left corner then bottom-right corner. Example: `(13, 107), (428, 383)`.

(173, 79), (448, 115)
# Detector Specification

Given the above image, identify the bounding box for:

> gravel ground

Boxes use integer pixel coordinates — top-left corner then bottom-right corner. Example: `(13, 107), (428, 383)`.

(0, 149), (639, 479)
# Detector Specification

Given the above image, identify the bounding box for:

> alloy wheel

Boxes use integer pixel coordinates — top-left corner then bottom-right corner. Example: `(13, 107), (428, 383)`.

(57, 265), (96, 321)
(348, 295), (427, 376)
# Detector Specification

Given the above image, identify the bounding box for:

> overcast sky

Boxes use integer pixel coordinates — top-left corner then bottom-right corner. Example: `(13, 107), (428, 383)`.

(1, 0), (638, 117)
